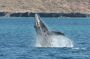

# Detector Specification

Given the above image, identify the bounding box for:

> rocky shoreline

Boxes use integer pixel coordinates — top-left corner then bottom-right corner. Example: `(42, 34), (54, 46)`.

(0, 12), (90, 17)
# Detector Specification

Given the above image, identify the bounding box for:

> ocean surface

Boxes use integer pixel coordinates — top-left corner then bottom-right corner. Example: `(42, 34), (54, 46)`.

(0, 17), (89, 59)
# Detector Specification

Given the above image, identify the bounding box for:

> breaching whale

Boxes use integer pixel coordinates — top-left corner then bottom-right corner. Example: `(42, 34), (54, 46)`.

(34, 14), (74, 47)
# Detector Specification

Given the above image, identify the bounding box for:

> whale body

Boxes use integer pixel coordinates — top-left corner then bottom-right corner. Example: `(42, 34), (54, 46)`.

(34, 14), (74, 47)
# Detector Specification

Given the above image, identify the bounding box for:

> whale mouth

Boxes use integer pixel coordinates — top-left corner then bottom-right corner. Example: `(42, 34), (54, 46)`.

(34, 14), (44, 29)
(35, 14), (41, 28)
(35, 14), (41, 23)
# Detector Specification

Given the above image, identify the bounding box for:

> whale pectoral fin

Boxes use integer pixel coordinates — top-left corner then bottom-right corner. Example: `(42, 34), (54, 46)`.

(51, 31), (65, 35)
(56, 32), (65, 35)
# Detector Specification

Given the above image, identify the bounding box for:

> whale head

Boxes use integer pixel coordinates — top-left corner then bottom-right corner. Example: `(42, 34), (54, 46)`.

(34, 14), (48, 35)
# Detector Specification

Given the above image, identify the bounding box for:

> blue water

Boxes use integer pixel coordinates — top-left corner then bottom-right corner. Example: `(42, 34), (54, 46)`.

(0, 17), (90, 59)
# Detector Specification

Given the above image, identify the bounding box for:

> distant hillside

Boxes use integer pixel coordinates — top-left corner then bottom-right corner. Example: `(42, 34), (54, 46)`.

(0, 0), (90, 13)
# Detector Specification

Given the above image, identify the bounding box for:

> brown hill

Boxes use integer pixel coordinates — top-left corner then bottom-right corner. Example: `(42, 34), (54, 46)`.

(0, 0), (90, 13)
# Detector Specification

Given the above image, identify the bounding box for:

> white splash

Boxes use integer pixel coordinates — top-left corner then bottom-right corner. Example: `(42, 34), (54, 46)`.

(35, 35), (74, 47)
(50, 35), (74, 47)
